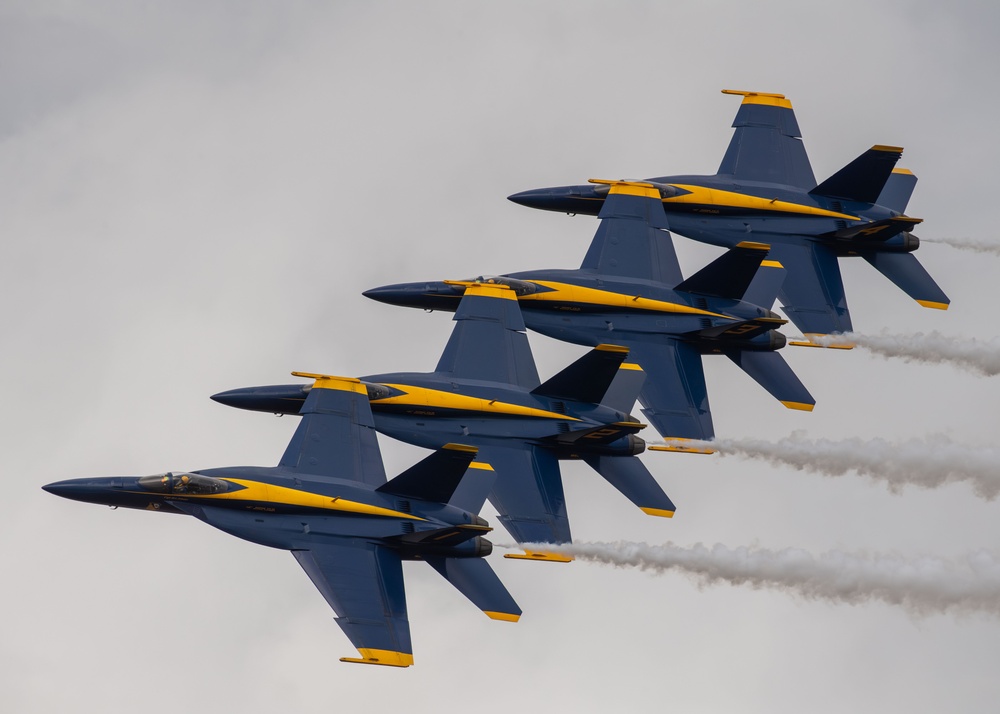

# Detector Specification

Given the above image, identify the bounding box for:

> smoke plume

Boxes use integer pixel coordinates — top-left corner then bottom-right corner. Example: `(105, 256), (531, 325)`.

(659, 433), (1000, 500)
(806, 331), (1000, 376)
(922, 236), (1000, 256)
(507, 540), (1000, 617)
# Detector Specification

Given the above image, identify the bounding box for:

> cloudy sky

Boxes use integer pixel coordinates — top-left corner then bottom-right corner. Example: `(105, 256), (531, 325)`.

(4, 2), (1000, 711)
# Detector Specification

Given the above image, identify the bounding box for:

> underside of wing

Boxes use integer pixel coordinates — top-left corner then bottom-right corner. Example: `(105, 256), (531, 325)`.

(278, 374), (387, 487)
(770, 242), (853, 336)
(717, 90), (816, 189)
(580, 181), (683, 285)
(475, 445), (571, 559)
(435, 282), (540, 389)
(292, 542), (413, 667)
(626, 340), (714, 441)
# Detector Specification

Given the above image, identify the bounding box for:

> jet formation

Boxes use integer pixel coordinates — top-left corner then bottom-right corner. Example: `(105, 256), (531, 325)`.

(44, 90), (949, 666)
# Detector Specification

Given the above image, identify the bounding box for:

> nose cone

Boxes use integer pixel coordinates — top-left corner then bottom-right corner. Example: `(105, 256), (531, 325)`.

(362, 281), (463, 312)
(42, 478), (116, 505)
(210, 384), (308, 415)
(507, 185), (604, 216)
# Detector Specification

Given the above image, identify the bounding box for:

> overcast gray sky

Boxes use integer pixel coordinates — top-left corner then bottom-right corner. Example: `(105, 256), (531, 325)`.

(4, 2), (1000, 712)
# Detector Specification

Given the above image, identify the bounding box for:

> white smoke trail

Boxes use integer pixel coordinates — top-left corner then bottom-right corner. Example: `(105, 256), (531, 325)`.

(922, 236), (1000, 256)
(506, 540), (1000, 617)
(805, 331), (1000, 376)
(659, 433), (1000, 500)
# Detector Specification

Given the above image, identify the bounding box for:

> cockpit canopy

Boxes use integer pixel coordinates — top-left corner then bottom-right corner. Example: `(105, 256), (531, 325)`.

(137, 472), (229, 495)
(465, 275), (538, 296)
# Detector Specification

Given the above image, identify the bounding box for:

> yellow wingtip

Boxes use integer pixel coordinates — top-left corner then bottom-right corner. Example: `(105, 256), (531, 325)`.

(917, 300), (949, 311)
(340, 649), (414, 667)
(504, 550), (574, 563)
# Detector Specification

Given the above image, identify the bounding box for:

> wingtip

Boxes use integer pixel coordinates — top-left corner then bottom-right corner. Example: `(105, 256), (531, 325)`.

(340, 649), (414, 667)
(504, 550), (574, 563)
(648, 442), (716, 455)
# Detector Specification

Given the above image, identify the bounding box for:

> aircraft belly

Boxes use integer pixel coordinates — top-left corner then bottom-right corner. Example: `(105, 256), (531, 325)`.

(371, 414), (563, 450)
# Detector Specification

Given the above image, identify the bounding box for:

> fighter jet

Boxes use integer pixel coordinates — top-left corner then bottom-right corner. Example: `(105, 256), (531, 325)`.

(212, 283), (676, 559)
(363, 180), (814, 445)
(43, 373), (520, 668)
(508, 89), (950, 339)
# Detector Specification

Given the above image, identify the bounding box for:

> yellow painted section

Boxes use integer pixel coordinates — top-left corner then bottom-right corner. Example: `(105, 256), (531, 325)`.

(484, 611), (521, 622)
(761, 260), (784, 268)
(467, 461), (495, 471)
(917, 300), (949, 310)
(196, 479), (426, 520)
(648, 441), (717, 455)
(504, 550), (574, 563)
(521, 280), (734, 319)
(893, 167), (914, 175)
(781, 401), (815, 412)
(371, 384), (581, 421)
(872, 144), (904, 153)
(735, 241), (771, 251)
(341, 649), (414, 667)
(291, 372), (366, 394)
(640, 507), (675, 518)
(588, 178), (662, 200)
(596, 343), (629, 353)
(788, 333), (856, 350)
(722, 89), (793, 110)
(663, 184), (860, 220)
(619, 362), (644, 371)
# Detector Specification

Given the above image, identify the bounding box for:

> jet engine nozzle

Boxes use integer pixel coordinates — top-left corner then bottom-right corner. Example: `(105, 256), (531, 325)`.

(627, 434), (646, 455)
(474, 537), (493, 557)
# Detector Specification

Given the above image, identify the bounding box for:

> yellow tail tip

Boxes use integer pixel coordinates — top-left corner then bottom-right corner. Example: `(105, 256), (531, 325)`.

(484, 611), (521, 622)
(640, 507), (675, 518)
(780, 401), (815, 412)
(916, 299), (949, 310)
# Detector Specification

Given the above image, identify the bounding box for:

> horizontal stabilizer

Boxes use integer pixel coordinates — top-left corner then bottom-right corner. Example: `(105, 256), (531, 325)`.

(821, 215), (922, 241)
(582, 455), (676, 517)
(377, 444), (494, 512)
(810, 145), (903, 204)
(674, 241), (772, 300)
(860, 251), (950, 310)
(531, 344), (629, 404)
(425, 557), (521, 622)
(877, 169), (918, 213)
(725, 350), (815, 411)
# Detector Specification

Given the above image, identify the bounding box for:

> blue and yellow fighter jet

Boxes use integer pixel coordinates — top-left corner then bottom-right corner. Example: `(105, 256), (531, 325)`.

(363, 180), (814, 445)
(44, 373), (520, 668)
(211, 283), (676, 559)
(508, 90), (950, 339)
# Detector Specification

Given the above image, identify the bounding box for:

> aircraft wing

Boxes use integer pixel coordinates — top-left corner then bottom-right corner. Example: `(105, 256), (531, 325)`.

(475, 444), (572, 556)
(435, 282), (540, 389)
(769, 242), (853, 336)
(277, 374), (387, 488)
(293, 542), (413, 667)
(717, 90), (817, 189)
(579, 180), (683, 285)
(625, 339), (714, 440)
